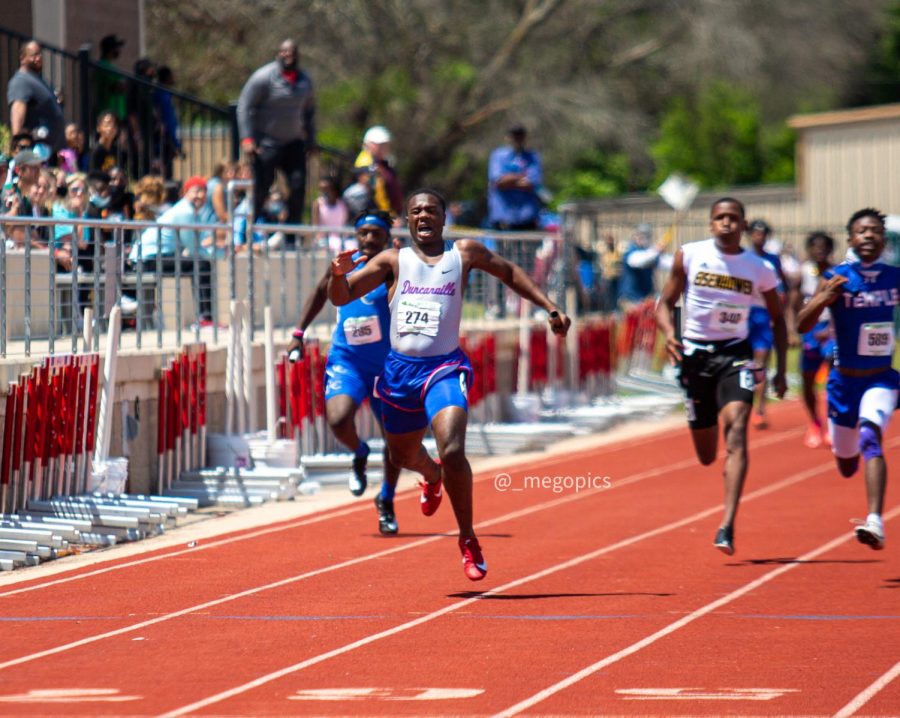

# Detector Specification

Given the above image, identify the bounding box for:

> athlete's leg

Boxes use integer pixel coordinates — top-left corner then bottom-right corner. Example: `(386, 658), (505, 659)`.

(751, 346), (770, 427)
(428, 387), (486, 580)
(384, 427), (440, 485)
(430, 405), (474, 538)
(718, 399), (752, 529)
(325, 394), (362, 450)
(689, 426), (718, 466)
(859, 421), (886, 515)
(858, 385), (897, 516)
(831, 423), (861, 477)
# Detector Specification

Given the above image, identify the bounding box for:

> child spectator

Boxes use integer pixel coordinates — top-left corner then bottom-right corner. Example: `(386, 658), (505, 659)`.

(313, 176), (350, 252)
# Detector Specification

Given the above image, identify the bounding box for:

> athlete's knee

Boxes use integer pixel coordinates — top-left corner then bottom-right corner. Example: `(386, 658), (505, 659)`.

(859, 422), (883, 461)
(437, 435), (466, 468)
(387, 443), (419, 468)
(837, 455), (859, 478)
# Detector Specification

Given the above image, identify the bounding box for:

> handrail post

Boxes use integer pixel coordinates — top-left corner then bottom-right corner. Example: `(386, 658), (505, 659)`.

(229, 102), (240, 162)
(78, 45), (92, 142)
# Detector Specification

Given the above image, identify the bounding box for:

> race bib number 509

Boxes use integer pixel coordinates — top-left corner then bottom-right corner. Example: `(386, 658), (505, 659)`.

(858, 322), (894, 357)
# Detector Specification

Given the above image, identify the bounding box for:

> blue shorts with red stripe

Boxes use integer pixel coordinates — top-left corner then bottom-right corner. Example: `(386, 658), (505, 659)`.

(375, 348), (472, 434)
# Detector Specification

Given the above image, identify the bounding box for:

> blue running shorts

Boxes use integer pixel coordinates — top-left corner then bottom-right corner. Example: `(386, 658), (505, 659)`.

(375, 348), (473, 434)
(747, 306), (773, 353)
(324, 346), (384, 418)
(827, 367), (899, 428)
(801, 320), (835, 373)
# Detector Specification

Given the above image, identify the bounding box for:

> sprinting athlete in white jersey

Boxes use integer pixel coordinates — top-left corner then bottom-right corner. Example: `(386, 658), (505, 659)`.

(329, 189), (570, 581)
(656, 198), (788, 556)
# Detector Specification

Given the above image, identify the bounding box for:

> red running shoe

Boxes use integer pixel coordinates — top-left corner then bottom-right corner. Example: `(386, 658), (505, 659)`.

(459, 537), (487, 581)
(803, 424), (824, 449)
(419, 475), (443, 516)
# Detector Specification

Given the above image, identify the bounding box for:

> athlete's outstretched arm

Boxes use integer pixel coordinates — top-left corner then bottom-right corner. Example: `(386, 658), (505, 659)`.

(655, 249), (686, 364)
(328, 249), (396, 306)
(460, 239), (570, 335)
(762, 288), (788, 397)
(287, 267), (330, 359)
(796, 275), (847, 333)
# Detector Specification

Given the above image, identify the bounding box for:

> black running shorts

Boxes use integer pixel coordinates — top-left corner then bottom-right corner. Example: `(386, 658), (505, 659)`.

(678, 338), (755, 430)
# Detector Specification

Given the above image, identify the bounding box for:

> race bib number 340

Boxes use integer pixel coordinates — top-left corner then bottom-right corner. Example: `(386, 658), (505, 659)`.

(397, 297), (441, 337)
(711, 301), (748, 333)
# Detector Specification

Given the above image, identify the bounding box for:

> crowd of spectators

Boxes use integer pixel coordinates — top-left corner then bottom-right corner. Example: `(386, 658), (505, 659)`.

(1, 34), (590, 327)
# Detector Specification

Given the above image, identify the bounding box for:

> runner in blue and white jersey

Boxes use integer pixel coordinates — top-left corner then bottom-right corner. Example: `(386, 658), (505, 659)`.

(798, 208), (899, 550)
(329, 189), (570, 581)
(789, 231), (836, 449)
(288, 211), (402, 535)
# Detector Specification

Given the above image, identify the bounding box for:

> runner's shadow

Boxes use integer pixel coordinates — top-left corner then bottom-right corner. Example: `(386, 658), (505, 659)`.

(880, 577), (900, 589)
(369, 532), (513, 539)
(448, 591), (675, 600)
(735, 557), (880, 566)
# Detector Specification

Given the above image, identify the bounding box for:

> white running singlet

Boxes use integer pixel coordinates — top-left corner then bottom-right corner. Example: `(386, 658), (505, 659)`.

(799, 260), (831, 322)
(390, 243), (466, 357)
(682, 238), (778, 342)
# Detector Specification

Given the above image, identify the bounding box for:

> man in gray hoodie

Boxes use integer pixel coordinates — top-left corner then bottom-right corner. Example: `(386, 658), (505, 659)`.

(237, 39), (316, 229)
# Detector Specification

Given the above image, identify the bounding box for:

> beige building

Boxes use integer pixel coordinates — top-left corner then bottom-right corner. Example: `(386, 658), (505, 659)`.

(564, 103), (900, 253)
(2, 0), (143, 62)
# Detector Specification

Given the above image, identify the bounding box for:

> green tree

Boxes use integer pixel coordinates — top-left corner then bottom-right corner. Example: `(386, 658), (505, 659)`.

(651, 82), (763, 188)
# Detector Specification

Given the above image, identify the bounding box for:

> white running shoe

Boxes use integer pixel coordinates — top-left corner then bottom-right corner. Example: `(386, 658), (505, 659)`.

(852, 518), (885, 550)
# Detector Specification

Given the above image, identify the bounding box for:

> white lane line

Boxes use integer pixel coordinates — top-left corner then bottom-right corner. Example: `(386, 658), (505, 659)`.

(0, 445), (734, 671)
(493, 503), (900, 718)
(833, 659), (900, 717)
(0, 425), (802, 598)
(157, 457), (832, 718)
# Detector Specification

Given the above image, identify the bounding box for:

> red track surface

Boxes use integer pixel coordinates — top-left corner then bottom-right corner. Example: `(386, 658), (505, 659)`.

(1, 399), (898, 716)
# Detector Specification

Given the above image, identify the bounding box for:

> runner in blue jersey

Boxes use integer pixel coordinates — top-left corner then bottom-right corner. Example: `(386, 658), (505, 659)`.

(798, 208), (899, 550)
(746, 219), (789, 429)
(287, 211), (402, 534)
(789, 231), (836, 449)
(329, 189), (570, 581)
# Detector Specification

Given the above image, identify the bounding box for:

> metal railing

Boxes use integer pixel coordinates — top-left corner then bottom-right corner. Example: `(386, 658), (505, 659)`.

(0, 211), (564, 359)
(1, 26), (234, 180)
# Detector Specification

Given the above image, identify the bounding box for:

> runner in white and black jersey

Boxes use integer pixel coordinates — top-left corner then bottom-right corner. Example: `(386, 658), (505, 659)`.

(656, 197), (788, 556)
(329, 189), (570, 581)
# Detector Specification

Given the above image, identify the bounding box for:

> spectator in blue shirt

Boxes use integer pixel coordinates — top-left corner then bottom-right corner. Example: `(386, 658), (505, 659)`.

(487, 124), (543, 230)
(618, 223), (664, 309)
(128, 176), (217, 323)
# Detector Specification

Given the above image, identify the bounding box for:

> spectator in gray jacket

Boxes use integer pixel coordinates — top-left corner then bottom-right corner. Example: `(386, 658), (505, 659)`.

(237, 39), (316, 231)
(7, 41), (65, 157)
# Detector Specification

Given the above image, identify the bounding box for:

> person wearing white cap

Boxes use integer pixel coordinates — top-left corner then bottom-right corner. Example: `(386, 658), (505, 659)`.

(354, 125), (403, 219)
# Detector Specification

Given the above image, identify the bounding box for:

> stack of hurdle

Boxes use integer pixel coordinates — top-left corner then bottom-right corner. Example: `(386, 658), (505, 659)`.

(615, 299), (681, 396)
(156, 344), (207, 494)
(162, 342), (301, 506)
(177, 302), (311, 506)
(463, 330), (580, 455)
(0, 351), (197, 571)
